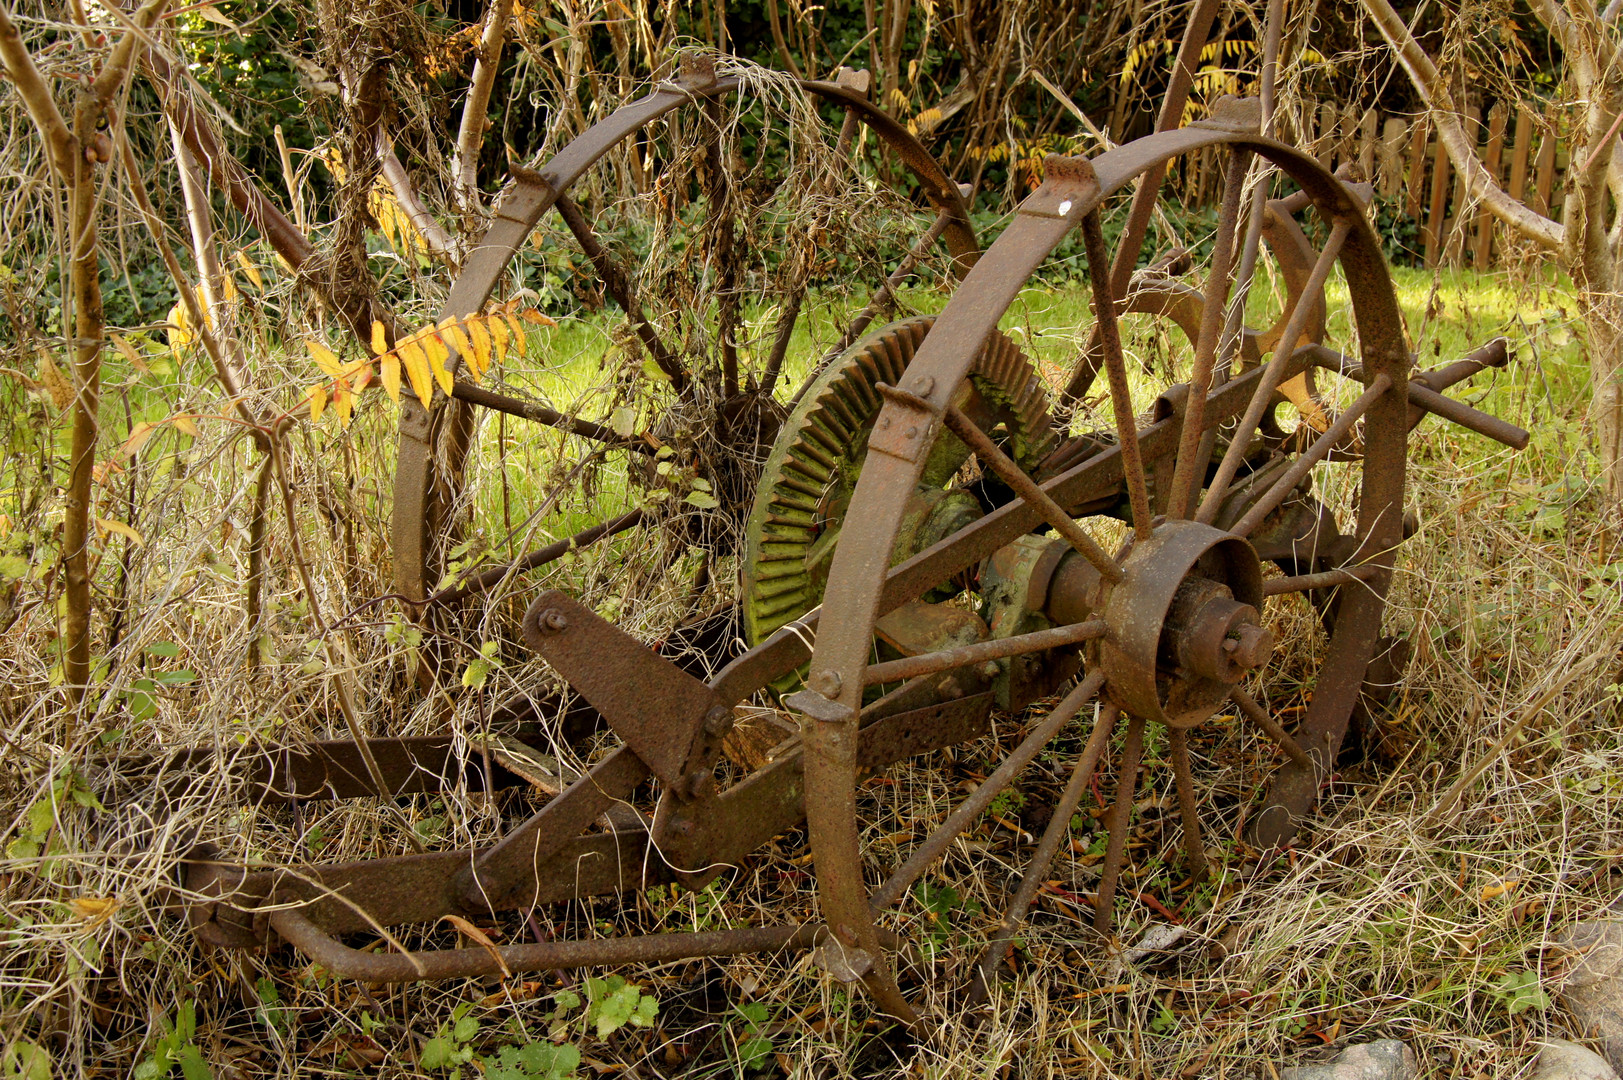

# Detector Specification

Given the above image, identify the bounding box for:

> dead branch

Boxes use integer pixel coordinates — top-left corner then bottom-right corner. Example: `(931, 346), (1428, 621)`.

(451, 0), (515, 214)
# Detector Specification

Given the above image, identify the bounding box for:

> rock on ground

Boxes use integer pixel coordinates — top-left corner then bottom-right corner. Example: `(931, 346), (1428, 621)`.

(1558, 920), (1623, 1071)
(1279, 1039), (1418, 1080)
(1534, 1039), (1620, 1080)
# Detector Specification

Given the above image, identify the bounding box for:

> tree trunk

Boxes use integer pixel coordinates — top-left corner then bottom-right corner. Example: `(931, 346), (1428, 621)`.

(1585, 293), (1623, 504)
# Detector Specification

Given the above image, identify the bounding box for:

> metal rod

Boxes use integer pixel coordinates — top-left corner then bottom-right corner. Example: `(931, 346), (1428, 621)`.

(1197, 219), (1352, 524)
(1093, 708), (1143, 933)
(555, 192), (686, 390)
(427, 509), (645, 605)
(872, 668), (1106, 910)
(1262, 563), (1379, 596)
(863, 619), (1107, 686)
(1167, 147), (1254, 520)
(966, 700), (1118, 1004)
(1230, 372), (1392, 538)
(1168, 728), (1208, 882)
(450, 381), (650, 451)
(1230, 686), (1314, 769)
(940, 404), (1125, 584)
(1079, 210), (1156, 540)
(271, 907), (855, 983)
(1404, 379), (1530, 449)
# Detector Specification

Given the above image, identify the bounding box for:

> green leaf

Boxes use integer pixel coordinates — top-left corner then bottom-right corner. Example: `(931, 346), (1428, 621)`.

(683, 491), (718, 509)
(609, 406), (637, 438)
(421, 1036), (456, 1070)
(737, 1034), (774, 1071)
(462, 657), (491, 689)
(146, 641), (181, 658)
(176, 1045), (213, 1080)
(156, 670), (197, 686)
(452, 1014), (479, 1043)
(0, 554), (30, 582)
(3, 1040), (52, 1080)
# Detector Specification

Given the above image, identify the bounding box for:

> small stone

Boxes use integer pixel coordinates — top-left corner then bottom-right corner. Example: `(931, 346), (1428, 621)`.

(1534, 1040), (1620, 1080)
(1556, 920), (1623, 1070)
(1279, 1039), (1418, 1080)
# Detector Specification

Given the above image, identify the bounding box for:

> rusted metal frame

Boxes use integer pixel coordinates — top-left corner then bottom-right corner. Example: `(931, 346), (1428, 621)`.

(870, 668), (1106, 911)
(426, 509), (645, 606)
(1060, 0), (1224, 406)
(450, 380), (650, 450)
(861, 618), (1107, 686)
(1230, 686), (1313, 769)
(1261, 562), (1379, 597)
(966, 696), (1117, 1003)
(1166, 147), (1254, 520)
(1167, 729), (1208, 880)
(1079, 209), (1157, 540)
(269, 906), (840, 984)
(1230, 373), (1394, 538)
(938, 402), (1124, 584)
(791, 163), (1100, 1025)
(1196, 219), (1353, 525)
(711, 344), (1326, 709)
(458, 746), (650, 911)
(554, 192), (685, 390)
(1092, 707), (1142, 932)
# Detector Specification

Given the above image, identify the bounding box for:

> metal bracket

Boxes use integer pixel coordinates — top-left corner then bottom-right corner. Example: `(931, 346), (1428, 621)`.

(868, 382), (940, 464)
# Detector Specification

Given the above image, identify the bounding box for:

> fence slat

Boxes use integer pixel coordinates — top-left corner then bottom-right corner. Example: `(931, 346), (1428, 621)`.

(1360, 108), (1379, 181)
(1444, 107), (1479, 267)
(1474, 104), (1507, 267)
(1534, 124), (1557, 217)
(1424, 125), (1452, 267)
(1509, 105), (1533, 204)
(1379, 116), (1407, 198)
(1406, 117), (1430, 221)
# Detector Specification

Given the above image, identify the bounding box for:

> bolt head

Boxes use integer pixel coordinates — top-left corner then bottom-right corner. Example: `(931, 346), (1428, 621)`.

(703, 705), (734, 737)
(1229, 624), (1274, 669)
(537, 609), (569, 634)
(809, 669), (843, 697)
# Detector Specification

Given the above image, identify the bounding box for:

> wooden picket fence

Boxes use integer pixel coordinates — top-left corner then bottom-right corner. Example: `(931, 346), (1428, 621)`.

(1176, 103), (1565, 269)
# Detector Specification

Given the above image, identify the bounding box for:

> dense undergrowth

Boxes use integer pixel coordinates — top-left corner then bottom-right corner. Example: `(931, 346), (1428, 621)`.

(1, 257), (1620, 1079)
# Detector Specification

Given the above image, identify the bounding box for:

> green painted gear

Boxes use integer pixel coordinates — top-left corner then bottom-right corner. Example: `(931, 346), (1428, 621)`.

(741, 316), (1058, 651)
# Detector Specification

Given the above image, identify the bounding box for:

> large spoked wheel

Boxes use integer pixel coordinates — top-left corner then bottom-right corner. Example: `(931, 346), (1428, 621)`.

(792, 112), (1412, 1024)
(390, 56), (978, 640)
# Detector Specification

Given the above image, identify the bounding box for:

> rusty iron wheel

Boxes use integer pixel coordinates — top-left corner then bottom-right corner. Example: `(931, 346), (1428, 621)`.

(388, 56), (979, 649)
(789, 120), (1419, 1023)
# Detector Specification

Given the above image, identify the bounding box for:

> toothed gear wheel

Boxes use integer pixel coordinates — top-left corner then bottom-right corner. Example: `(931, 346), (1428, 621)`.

(742, 316), (1057, 649)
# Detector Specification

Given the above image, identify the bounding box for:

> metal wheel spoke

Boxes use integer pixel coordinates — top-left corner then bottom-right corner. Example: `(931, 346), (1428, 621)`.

(1196, 219), (1352, 524)
(554, 192), (686, 390)
(1092, 708), (1143, 933)
(1167, 729), (1208, 882)
(1261, 563), (1379, 597)
(1229, 372), (1392, 538)
(938, 403), (1125, 583)
(1079, 210), (1156, 540)
(966, 700), (1119, 1005)
(1230, 686), (1313, 769)
(862, 619), (1106, 686)
(449, 381), (650, 451)
(872, 669), (1106, 910)
(1166, 147), (1254, 520)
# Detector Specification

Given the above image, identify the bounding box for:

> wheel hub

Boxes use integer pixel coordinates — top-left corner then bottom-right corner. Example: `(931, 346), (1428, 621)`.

(1096, 520), (1267, 728)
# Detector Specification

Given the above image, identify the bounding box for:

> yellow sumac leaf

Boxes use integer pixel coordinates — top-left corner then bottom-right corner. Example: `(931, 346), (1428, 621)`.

(333, 381), (354, 427)
(398, 339), (434, 407)
(439, 316), (472, 361)
(170, 415), (198, 437)
(307, 382), (328, 424)
(380, 352), (401, 403)
(234, 250), (264, 290)
(503, 311), (526, 353)
(110, 333), (150, 374)
(371, 320), (389, 357)
(486, 314), (510, 364)
(465, 315), (493, 377)
(121, 420), (157, 457)
(1482, 879), (1521, 902)
(306, 340), (342, 376)
(95, 517), (145, 547)
(518, 308), (555, 326)
(424, 332), (454, 396)
(69, 895), (118, 923)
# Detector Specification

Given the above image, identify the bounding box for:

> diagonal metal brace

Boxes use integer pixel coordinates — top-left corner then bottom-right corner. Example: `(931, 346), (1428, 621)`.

(522, 591), (726, 790)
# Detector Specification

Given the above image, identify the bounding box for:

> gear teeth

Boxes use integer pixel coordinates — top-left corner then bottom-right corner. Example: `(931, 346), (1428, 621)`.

(741, 315), (1057, 656)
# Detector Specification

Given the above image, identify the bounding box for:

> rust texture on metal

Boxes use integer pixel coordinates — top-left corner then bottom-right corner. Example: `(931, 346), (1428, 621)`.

(144, 22), (1537, 1025)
